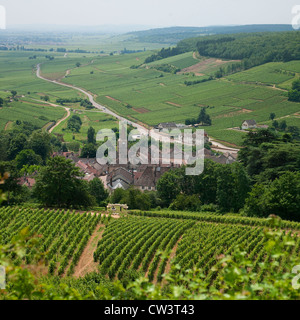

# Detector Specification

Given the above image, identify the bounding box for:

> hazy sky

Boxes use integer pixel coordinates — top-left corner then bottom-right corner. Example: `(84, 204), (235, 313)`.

(1, 0), (298, 28)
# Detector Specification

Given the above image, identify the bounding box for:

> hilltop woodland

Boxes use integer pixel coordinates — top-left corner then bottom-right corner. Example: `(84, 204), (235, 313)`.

(145, 31), (300, 77)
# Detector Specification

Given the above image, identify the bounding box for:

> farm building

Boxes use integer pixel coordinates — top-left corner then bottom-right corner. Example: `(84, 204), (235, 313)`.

(242, 120), (257, 130)
(155, 122), (178, 131)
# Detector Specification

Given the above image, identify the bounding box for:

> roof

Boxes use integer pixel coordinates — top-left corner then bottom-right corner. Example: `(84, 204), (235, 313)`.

(83, 173), (96, 182)
(111, 179), (131, 190)
(135, 167), (156, 188)
(157, 122), (177, 128)
(107, 167), (134, 190)
(18, 177), (36, 188)
(243, 120), (257, 126)
(76, 160), (88, 171)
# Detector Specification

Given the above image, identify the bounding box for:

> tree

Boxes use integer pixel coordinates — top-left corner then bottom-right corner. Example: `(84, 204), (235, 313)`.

(288, 89), (300, 102)
(7, 133), (28, 160)
(15, 149), (42, 170)
(0, 161), (21, 204)
(269, 113), (276, 121)
(157, 170), (182, 206)
(272, 120), (279, 129)
(61, 143), (68, 152)
(11, 90), (17, 97)
(244, 172), (300, 221)
(241, 129), (278, 147)
(88, 178), (108, 206)
(0, 97), (3, 107)
(76, 62), (81, 67)
(68, 141), (80, 152)
(110, 188), (126, 204)
(120, 187), (151, 210)
(292, 78), (300, 91)
(279, 120), (287, 131)
(87, 126), (96, 144)
(33, 156), (94, 207)
(80, 143), (97, 158)
(41, 95), (49, 102)
(197, 108), (212, 126)
(287, 126), (300, 140)
(27, 132), (52, 162)
(288, 79), (300, 102)
(169, 194), (201, 211)
(67, 115), (82, 133)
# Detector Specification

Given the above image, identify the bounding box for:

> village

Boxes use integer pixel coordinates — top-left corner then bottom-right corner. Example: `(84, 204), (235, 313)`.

(17, 120), (249, 193)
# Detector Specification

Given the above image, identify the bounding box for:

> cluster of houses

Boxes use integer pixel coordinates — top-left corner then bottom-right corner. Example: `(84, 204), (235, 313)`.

(19, 121), (256, 192)
(18, 146), (237, 192)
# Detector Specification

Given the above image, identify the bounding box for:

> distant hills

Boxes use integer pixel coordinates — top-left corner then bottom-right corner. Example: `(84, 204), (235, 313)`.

(128, 25), (295, 44)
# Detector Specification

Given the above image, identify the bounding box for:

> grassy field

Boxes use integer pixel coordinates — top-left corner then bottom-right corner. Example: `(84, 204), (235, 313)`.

(41, 51), (299, 146)
(0, 99), (66, 131)
(0, 51), (83, 100)
(52, 109), (118, 144)
(146, 51), (200, 69)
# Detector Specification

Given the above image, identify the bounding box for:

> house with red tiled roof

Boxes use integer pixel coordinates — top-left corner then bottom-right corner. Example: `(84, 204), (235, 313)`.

(18, 177), (36, 189)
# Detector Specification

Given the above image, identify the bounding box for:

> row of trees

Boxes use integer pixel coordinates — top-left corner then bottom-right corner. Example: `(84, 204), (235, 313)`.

(195, 32), (300, 71)
(144, 31), (300, 77)
(156, 128), (300, 220)
(157, 160), (250, 213)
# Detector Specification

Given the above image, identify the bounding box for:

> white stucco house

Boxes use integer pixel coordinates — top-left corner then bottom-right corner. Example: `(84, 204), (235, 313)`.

(242, 120), (257, 130)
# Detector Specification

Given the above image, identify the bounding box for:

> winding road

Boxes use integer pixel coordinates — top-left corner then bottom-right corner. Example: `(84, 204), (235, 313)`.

(36, 64), (148, 135)
(36, 63), (239, 154)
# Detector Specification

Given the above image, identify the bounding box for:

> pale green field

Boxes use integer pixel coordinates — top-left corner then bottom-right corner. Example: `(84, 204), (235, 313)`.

(52, 109), (118, 144)
(0, 100), (66, 131)
(1, 47), (300, 146)
(42, 52), (300, 145)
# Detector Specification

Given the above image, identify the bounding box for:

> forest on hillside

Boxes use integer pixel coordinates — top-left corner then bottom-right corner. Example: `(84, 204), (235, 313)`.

(145, 32), (300, 71)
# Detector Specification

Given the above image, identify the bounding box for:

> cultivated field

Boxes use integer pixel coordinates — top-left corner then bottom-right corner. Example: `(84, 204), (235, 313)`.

(1, 46), (300, 146)
(40, 51), (300, 146)
(2, 206), (300, 285)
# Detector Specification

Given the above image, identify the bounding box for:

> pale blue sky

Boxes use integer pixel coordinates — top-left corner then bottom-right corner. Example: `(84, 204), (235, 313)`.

(1, 0), (298, 28)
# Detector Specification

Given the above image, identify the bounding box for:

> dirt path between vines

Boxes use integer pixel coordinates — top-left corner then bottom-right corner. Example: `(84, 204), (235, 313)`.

(160, 236), (182, 285)
(73, 224), (105, 278)
(49, 107), (70, 133)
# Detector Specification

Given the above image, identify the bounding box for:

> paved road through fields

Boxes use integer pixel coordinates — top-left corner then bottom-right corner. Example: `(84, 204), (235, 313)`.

(36, 63), (238, 154)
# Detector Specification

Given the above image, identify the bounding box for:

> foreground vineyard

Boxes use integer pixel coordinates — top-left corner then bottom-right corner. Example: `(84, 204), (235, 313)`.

(94, 217), (194, 282)
(95, 214), (300, 285)
(173, 223), (300, 286)
(0, 207), (102, 276)
(1, 206), (300, 289)
(129, 210), (300, 230)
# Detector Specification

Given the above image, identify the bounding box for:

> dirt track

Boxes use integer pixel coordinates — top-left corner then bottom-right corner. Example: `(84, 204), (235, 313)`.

(73, 224), (105, 278)
(49, 107), (70, 133)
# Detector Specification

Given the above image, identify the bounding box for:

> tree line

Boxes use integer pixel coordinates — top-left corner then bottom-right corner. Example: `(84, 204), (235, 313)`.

(144, 31), (300, 76)
(157, 128), (300, 220)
